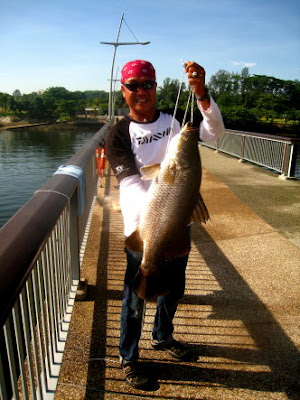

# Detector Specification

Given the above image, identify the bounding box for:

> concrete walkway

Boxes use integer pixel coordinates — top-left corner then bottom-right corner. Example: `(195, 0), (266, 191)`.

(54, 147), (300, 400)
(200, 146), (300, 249)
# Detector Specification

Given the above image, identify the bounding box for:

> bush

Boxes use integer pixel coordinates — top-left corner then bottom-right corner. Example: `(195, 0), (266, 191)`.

(220, 105), (258, 129)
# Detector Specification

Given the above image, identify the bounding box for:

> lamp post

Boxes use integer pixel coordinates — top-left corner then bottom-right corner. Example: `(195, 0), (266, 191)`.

(100, 13), (150, 121)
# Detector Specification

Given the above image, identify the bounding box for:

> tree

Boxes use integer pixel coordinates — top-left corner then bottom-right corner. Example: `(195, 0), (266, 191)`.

(56, 100), (77, 120)
(43, 87), (73, 100)
(41, 87), (73, 119)
(207, 68), (300, 132)
(157, 78), (185, 110)
(0, 71), (298, 133)
(0, 92), (10, 112)
(13, 89), (22, 98)
(208, 70), (233, 99)
(216, 93), (240, 108)
(27, 96), (47, 119)
(220, 105), (257, 129)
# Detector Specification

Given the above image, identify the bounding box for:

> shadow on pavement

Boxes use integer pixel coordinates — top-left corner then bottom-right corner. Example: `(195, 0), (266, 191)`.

(83, 177), (299, 399)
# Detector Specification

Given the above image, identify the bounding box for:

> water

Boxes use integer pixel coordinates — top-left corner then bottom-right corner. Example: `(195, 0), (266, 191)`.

(0, 126), (99, 227)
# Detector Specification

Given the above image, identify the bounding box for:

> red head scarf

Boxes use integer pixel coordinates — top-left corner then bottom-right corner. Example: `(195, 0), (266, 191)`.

(121, 60), (156, 83)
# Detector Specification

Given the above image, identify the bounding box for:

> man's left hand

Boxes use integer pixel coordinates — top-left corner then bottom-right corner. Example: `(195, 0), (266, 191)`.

(185, 61), (210, 108)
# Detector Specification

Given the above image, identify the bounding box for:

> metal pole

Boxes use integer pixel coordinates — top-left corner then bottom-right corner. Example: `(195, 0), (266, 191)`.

(112, 67), (120, 120)
(108, 13), (124, 121)
(100, 13), (150, 121)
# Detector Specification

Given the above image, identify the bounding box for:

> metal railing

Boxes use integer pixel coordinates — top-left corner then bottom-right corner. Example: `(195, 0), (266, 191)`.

(201, 129), (300, 179)
(0, 123), (110, 400)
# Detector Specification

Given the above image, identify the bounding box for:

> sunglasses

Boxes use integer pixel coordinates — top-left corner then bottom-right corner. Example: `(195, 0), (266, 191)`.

(122, 80), (156, 92)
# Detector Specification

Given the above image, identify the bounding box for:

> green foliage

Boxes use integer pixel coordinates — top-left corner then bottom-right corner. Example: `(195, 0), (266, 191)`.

(0, 87), (109, 121)
(208, 69), (234, 98)
(220, 105), (258, 129)
(56, 100), (77, 120)
(1, 71), (299, 133)
(156, 78), (186, 110)
(208, 70), (299, 132)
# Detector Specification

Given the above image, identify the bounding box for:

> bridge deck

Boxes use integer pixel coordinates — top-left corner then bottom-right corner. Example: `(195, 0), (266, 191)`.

(54, 147), (300, 400)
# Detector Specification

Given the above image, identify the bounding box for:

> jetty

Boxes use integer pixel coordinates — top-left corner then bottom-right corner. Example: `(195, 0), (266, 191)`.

(0, 125), (299, 400)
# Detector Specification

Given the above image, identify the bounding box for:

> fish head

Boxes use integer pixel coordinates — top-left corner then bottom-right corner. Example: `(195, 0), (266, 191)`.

(179, 122), (199, 141)
(174, 122), (200, 160)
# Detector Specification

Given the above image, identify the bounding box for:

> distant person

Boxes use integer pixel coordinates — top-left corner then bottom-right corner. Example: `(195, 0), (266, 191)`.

(106, 59), (224, 388)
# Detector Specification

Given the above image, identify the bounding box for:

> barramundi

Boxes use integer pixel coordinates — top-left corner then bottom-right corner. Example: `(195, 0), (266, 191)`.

(125, 122), (209, 300)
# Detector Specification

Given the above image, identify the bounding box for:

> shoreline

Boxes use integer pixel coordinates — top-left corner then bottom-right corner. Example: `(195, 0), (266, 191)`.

(0, 122), (55, 130)
(0, 120), (105, 131)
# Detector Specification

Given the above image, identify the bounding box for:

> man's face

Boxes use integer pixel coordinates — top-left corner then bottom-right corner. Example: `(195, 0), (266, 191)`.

(121, 76), (157, 118)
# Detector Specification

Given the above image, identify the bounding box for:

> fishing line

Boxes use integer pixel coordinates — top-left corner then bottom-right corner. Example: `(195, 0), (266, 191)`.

(166, 61), (188, 152)
(169, 70), (185, 139)
(166, 61), (197, 152)
(191, 90), (195, 124)
(182, 87), (193, 127)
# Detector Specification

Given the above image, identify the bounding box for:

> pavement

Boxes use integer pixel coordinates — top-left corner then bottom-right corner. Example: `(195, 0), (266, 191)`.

(54, 146), (300, 400)
(200, 146), (300, 249)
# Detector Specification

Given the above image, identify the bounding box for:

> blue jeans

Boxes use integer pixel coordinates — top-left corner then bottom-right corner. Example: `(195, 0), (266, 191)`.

(119, 247), (188, 362)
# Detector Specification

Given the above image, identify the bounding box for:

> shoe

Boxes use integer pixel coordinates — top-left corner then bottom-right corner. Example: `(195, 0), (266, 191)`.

(121, 360), (150, 389)
(151, 339), (191, 360)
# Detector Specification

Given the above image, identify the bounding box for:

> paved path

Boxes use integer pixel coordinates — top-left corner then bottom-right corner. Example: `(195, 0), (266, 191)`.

(55, 149), (300, 400)
(200, 146), (300, 249)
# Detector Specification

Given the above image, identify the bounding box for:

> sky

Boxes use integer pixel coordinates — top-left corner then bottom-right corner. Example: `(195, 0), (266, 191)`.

(1, 0), (299, 95)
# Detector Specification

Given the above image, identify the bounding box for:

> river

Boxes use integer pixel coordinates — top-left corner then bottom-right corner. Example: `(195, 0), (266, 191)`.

(0, 125), (100, 227)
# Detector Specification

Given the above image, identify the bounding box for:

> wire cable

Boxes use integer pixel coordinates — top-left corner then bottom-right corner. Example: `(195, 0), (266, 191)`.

(122, 17), (139, 42)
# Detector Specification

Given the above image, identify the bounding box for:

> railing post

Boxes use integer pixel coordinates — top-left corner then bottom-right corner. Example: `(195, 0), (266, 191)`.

(214, 138), (219, 153)
(239, 134), (246, 163)
(287, 143), (296, 178)
(279, 142), (289, 180)
(69, 191), (80, 282)
(0, 349), (8, 400)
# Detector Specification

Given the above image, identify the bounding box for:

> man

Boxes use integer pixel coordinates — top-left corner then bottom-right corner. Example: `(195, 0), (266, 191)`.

(106, 60), (224, 388)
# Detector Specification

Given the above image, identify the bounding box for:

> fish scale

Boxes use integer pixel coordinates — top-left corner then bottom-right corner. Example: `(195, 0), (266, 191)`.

(125, 122), (209, 300)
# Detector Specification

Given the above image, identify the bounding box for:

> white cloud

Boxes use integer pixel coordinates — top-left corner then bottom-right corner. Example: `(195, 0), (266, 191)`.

(232, 61), (256, 67)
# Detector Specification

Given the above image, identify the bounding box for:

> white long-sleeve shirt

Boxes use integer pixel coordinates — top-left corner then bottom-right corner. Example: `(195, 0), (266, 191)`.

(106, 97), (224, 236)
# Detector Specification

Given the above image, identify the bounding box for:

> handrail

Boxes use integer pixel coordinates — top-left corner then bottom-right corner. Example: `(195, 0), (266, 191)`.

(0, 122), (111, 400)
(0, 179), (74, 327)
(224, 128), (299, 143)
(0, 122), (110, 327)
(202, 129), (300, 179)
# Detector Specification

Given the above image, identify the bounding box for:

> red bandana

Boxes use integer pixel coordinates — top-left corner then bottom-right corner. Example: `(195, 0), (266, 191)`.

(121, 60), (156, 83)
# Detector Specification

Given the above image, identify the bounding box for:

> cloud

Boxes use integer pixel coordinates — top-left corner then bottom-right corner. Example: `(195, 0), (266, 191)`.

(232, 61), (256, 67)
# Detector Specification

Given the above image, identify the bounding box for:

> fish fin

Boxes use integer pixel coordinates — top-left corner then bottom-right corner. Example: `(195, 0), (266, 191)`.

(191, 193), (210, 224)
(124, 229), (143, 252)
(140, 163), (160, 180)
(161, 162), (177, 185)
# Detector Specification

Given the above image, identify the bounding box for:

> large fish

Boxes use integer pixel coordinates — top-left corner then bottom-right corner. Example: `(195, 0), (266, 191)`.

(125, 122), (209, 300)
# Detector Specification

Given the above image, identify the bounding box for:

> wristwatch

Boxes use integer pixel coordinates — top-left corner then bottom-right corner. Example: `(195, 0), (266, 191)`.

(196, 88), (209, 101)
